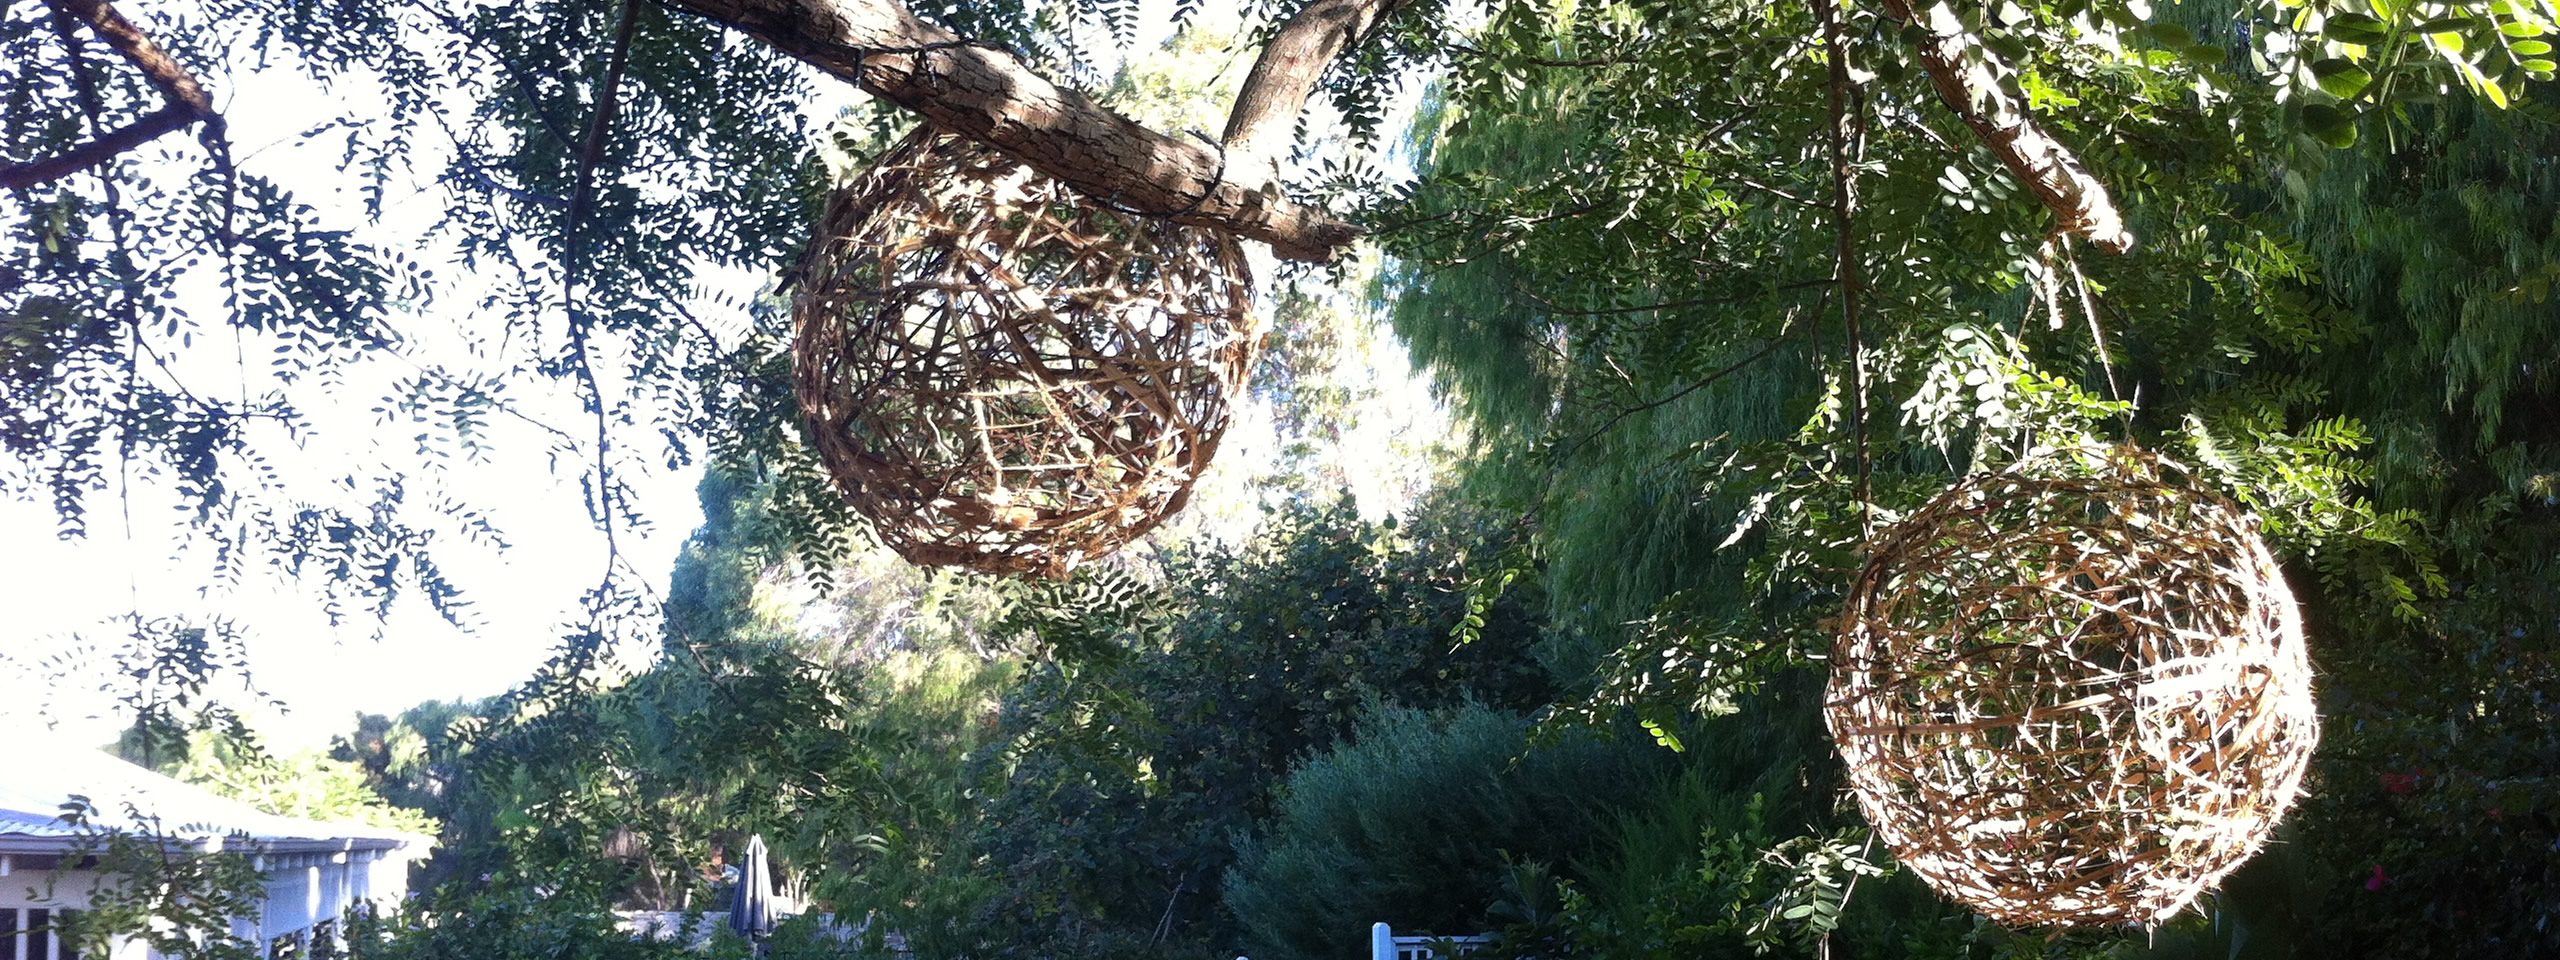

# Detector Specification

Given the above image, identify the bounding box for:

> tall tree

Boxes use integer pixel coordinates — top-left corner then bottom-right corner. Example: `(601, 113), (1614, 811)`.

(11, 0), (2559, 949)
(12, 0), (2543, 631)
(1378, 0), (2557, 952)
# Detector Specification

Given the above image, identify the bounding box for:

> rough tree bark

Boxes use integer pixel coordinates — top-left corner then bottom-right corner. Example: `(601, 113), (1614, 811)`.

(661, 0), (1380, 261)
(1877, 0), (2134, 254)
(1220, 0), (1408, 191)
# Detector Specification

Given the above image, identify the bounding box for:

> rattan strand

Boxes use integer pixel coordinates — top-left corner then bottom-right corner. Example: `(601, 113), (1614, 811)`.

(792, 126), (1256, 577)
(1826, 449), (2319, 927)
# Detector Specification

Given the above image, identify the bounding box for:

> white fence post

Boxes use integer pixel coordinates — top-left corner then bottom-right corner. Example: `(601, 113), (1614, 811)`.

(1369, 921), (1495, 960)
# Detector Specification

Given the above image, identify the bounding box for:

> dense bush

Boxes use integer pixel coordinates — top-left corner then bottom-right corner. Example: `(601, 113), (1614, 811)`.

(1225, 702), (1676, 960)
(341, 887), (718, 960)
(936, 495), (1561, 959)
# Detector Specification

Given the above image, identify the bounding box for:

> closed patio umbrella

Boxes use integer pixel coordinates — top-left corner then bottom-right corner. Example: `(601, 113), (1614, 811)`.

(728, 834), (777, 947)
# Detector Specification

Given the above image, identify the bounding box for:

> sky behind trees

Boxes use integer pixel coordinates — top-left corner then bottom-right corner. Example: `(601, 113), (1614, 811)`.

(2, 56), (718, 748)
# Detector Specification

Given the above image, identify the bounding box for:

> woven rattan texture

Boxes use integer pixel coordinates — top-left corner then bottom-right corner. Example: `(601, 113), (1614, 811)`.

(1827, 453), (2318, 927)
(792, 126), (1255, 577)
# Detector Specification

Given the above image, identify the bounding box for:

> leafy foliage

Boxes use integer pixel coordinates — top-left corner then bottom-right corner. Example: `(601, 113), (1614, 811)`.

(1369, 0), (2559, 953)
(1225, 701), (1679, 960)
(926, 495), (1559, 958)
(48, 798), (269, 960)
(12, 0), (2560, 953)
(387, 465), (1014, 916)
(154, 728), (439, 836)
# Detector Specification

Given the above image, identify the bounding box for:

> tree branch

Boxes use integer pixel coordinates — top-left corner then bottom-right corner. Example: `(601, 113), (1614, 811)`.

(1557, 318), (1801, 460)
(52, 0), (214, 115)
(658, 0), (1365, 261)
(1875, 0), (2134, 254)
(3, 102), (193, 190)
(563, 0), (645, 577)
(1819, 0), (1873, 519)
(565, 0), (645, 293)
(4, 0), (222, 190)
(1221, 0), (1412, 189)
(670, 0), (1372, 261)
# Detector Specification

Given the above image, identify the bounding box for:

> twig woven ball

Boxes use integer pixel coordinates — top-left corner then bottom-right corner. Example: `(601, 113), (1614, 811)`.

(791, 126), (1255, 578)
(1826, 451), (2318, 927)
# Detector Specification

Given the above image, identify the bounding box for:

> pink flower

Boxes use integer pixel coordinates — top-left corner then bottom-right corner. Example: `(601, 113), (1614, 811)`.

(2365, 864), (2392, 891)
(2381, 771), (2419, 795)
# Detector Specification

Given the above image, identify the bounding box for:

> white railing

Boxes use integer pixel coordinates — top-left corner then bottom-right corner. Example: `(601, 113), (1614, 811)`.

(1370, 922), (1491, 960)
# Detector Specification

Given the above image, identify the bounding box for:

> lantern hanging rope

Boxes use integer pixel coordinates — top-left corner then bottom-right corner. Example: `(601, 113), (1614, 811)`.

(791, 125), (1256, 578)
(1826, 448), (2319, 927)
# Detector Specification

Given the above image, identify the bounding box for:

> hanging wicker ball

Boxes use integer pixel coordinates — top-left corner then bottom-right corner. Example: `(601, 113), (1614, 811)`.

(1826, 450), (2319, 927)
(791, 126), (1256, 578)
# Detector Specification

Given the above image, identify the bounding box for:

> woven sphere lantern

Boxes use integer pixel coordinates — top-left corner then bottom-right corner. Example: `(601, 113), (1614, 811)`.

(791, 126), (1256, 578)
(1826, 451), (2318, 927)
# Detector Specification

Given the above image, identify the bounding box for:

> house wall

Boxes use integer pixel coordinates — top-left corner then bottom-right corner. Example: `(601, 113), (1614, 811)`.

(0, 849), (415, 960)
(0, 868), (150, 960)
(242, 848), (417, 955)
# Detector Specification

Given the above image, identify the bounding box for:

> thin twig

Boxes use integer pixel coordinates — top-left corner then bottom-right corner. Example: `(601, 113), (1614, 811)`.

(1512, 277), (1830, 317)
(558, 0), (643, 581)
(1556, 316), (1801, 460)
(2060, 241), (2135, 437)
(406, 0), (581, 147)
(1690, 167), (1822, 208)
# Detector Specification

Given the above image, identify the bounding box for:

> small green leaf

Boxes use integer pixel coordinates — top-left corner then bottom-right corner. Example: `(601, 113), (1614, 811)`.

(2334, 18), (2398, 44)
(2312, 57), (2376, 96)
(2148, 22), (2195, 45)
(2511, 38), (2553, 54)
(2442, 43), (2513, 105)
(2523, 57), (2559, 70)
(2303, 103), (2361, 147)
(2326, 12), (2392, 43)
(2184, 43), (2230, 63)
(2500, 20), (2549, 36)
(2415, 16), (2475, 32)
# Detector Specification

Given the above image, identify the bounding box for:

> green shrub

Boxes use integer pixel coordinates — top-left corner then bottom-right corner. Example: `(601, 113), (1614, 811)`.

(956, 495), (1559, 958)
(1225, 702), (1673, 960)
(342, 885), (718, 960)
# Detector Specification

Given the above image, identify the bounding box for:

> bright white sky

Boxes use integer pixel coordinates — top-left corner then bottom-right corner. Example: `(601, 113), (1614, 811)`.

(2, 0), (1444, 753)
(0, 54), (727, 750)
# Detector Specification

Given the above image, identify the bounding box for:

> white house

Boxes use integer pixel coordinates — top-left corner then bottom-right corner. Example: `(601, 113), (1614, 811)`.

(2, 736), (430, 960)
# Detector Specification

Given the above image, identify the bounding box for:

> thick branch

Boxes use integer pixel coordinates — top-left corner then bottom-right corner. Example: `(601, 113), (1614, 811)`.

(1220, 0), (1405, 189)
(54, 0), (215, 114)
(1877, 0), (2134, 254)
(3, 102), (192, 189)
(659, 0), (1361, 261)
(6, 0), (222, 189)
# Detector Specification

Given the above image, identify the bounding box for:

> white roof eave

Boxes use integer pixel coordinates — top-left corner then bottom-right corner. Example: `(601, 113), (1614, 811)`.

(2, 736), (434, 856)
